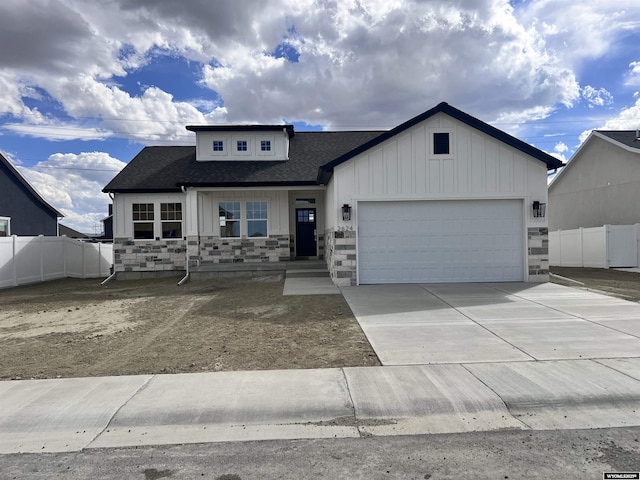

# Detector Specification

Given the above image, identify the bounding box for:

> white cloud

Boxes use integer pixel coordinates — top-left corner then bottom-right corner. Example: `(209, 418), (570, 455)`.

(18, 152), (126, 233)
(554, 142), (568, 154)
(581, 86), (614, 108)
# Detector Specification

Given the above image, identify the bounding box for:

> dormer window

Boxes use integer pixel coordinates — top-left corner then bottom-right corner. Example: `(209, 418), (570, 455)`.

(237, 140), (247, 152)
(213, 140), (224, 152)
(261, 140), (272, 152)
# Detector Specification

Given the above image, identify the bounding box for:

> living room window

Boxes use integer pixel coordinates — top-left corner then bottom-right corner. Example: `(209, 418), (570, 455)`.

(132, 203), (154, 239)
(246, 201), (268, 237)
(160, 203), (182, 238)
(219, 201), (241, 237)
(0, 217), (10, 237)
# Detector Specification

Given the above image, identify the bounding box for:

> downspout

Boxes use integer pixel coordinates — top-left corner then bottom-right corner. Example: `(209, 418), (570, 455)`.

(178, 185), (190, 286)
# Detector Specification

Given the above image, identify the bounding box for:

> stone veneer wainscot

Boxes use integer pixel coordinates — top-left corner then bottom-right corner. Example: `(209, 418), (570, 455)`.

(114, 238), (187, 272)
(193, 235), (291, 265)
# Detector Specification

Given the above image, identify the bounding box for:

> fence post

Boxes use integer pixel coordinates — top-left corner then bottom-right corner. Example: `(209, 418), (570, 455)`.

(11, 235), (17, 286)
(39, 235), (45, 281)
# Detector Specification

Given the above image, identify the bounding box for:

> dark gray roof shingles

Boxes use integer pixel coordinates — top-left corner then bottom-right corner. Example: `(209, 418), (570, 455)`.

(597, 130), (640, 150)
(103, 131), (384, 192)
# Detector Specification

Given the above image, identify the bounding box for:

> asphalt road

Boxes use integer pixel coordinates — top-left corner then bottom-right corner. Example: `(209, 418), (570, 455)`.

(2, 427), (640, 479)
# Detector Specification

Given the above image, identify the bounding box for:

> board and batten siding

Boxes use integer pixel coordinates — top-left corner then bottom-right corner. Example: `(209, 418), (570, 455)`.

(327, 113), (548, 230)
(198, 190), (289, 237)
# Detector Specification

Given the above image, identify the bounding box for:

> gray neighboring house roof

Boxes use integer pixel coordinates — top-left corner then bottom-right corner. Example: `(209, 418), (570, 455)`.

(0, 153), (63, 217)
(103, 131), (384, 192)
(595, 130), (640, 150)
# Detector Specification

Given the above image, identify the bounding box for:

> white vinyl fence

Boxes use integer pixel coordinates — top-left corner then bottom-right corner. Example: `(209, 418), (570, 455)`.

(549, 225), (640, 268)
(0, 235), (113, 289)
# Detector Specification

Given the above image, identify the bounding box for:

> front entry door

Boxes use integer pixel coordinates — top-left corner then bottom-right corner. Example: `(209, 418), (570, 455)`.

(296, 208), (317, 257)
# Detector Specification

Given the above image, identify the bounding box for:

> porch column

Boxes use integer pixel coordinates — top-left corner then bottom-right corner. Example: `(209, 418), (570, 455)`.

(184, 188), (200, 269)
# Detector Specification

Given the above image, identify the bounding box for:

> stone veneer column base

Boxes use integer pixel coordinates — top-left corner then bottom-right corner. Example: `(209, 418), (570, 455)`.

(528, 227), (549, 282)
(325, 229), (357, 286)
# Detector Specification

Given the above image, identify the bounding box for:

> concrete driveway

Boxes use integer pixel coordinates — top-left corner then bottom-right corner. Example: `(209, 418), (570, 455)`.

(341, 282), (640, 365)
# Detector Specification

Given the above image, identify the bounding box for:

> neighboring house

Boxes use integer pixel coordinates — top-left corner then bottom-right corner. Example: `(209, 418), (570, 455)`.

(59, 224), (89, 239)
(101, 204), (113, 240)
(103, 102), (562, 285)
(548, 130), (640, 231)
(0, 152), (63, 237)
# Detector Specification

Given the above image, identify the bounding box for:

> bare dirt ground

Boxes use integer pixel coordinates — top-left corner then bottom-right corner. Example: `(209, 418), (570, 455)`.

(0, 275), (380, 380)
(551, 267), (640, 302)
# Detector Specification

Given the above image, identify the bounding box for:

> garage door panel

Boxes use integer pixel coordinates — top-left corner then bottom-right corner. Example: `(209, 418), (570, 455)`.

(358, 200), (524, 284)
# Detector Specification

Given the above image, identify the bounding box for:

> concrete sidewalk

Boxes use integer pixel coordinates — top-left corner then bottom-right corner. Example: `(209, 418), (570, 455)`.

(4, 359), (640, 453)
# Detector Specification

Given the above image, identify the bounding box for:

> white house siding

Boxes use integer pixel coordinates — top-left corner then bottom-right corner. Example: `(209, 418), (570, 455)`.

(194, 130), (289, 161)
(112, 192), (188, 276)
(549, 135), (640, 230)
(325, 113), (550, 285)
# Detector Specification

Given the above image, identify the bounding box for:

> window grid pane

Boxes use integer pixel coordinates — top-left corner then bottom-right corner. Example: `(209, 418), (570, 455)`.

(246, 201), (267, 219)
(133, 203), (154, 221)
(219, 202), (241, 220)
(237, 140), (247, 151)
(161, 203), (182, 221)
(213, 140), (224, 151)
(261, 140), (271, 151)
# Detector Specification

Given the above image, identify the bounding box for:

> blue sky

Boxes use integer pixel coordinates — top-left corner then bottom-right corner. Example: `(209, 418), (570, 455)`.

(1, 0), (639, 233)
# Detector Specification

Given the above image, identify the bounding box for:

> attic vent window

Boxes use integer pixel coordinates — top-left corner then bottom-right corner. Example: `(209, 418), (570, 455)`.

(261, 140), (272, 151)
(433, 132), (450, 155)
(213, 140), (224, 152)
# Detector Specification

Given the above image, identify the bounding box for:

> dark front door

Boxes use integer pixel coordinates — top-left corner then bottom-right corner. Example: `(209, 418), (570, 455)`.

(296, 208), (317, 257)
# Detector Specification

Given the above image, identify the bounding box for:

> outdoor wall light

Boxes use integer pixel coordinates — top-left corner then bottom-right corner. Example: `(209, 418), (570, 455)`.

(532, 201), (546, 218)
(342, 204), (352, 222)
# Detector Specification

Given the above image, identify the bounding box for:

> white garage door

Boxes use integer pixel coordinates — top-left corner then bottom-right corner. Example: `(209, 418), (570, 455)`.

(358, 200), (524, 284)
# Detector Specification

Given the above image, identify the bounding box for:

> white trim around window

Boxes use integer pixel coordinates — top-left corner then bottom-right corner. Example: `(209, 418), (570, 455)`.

(218, 200), (268, 238)
(132, 202), (183, 240)
(0, 216), (10, 237)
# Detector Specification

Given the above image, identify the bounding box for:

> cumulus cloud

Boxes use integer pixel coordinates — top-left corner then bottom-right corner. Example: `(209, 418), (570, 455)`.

(581, 86), (614, 108)
(17, 152), (126, 234)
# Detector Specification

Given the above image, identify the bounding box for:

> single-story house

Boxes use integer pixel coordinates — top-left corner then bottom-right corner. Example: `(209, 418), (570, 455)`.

(0, 152), (63, 237)
(103, 102), (562, 285)
(549, 130), (640, 231)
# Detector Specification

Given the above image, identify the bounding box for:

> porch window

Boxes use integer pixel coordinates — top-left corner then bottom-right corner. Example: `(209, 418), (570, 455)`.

(219, 201), (241, 237)
(0, 217), (10, 237)
(247, 201), (268, 237)
(133, 203), (154, 239)
(160, 203), (182, 238)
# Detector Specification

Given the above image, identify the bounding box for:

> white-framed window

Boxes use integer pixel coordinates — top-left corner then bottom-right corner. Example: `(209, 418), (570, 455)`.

(260, 140), (271, 151)
(246, 201), (268, 237)
(0, 216), (10, 237)
(132, 203), (154, 239)
(219, 201), (241, 238)
(237, 140), (247, 152)
(160, 203), (182, 238)
(213, 140), (224, 152)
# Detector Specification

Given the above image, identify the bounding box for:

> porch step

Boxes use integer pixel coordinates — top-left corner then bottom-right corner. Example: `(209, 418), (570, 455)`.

(286, 269), (330, 278)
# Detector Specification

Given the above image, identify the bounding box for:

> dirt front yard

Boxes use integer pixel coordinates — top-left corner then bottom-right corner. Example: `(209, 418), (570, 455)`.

(0, 275), (380, 380)
(551, 267), (640, 302)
